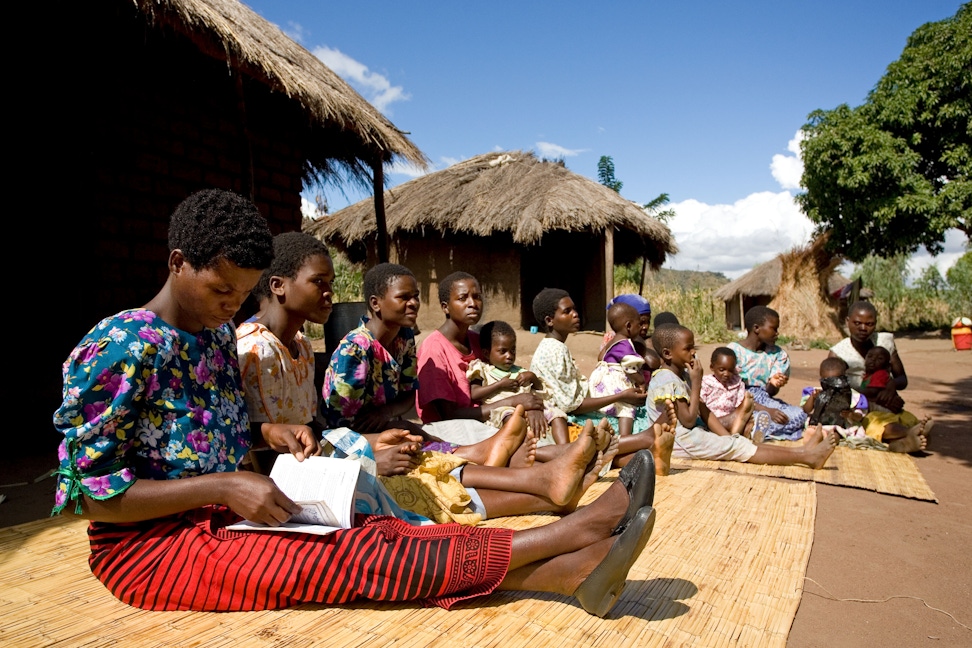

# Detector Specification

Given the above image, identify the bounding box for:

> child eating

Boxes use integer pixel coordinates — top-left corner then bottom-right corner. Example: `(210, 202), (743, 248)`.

(800, 357), (870, 444)
(467, 320), (571, 445)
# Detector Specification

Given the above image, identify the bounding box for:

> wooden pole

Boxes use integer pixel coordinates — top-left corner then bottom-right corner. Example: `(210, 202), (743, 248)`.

(371, 157), (389, 263)
(738, 294), (745, 330)
(604, 227), (615, 311)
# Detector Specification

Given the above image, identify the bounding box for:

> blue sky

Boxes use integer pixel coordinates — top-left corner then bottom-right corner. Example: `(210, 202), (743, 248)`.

(247, 0), (966, 279)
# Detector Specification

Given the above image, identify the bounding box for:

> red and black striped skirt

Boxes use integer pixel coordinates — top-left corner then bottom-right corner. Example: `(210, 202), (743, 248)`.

(87, 506), (512, 611)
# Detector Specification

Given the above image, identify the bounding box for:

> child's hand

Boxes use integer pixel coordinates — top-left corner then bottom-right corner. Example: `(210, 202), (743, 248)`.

(688, 356), (703, 383)
(514, 371), (537, 388)
(374, 443), (422, 476)
(768, 408), (789, 424)
(498, 376), (519, 390)
(841, 409), (864, 424)
(769, 373), (788, 389)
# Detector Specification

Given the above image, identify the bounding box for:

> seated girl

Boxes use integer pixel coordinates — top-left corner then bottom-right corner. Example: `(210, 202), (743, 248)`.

(467, 320), (571, 446)
(529, 288), (674, 476)
(699, 347), (768, 441)
(727, 305), (808, 440)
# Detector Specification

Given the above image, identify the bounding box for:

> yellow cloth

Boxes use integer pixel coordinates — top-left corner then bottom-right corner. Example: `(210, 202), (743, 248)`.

(379, 451), (481, 525)
(862, 409), (919, 440)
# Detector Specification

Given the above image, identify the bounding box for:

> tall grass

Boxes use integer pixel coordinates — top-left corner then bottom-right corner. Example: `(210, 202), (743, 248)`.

(616, 279), (735, 344)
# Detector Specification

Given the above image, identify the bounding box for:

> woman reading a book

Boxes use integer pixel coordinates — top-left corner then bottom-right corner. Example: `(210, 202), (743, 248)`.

(51, 189), (658, 618)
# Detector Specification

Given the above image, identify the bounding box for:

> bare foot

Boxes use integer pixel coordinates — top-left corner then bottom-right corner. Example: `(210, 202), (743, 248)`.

(562, 449), (607, 513)
(600, 434), (620, 472)
(731, 393), (754, 436)
(888, 419), (930, 453)
(540, 430), (597, 506)
(594, 419), (614, 453)
(918, 417), (934, 440)
(663, 399), (678, 428)
(510, 434), (538, 468)
(651, 421), (675, 476)
(801, 424), (837, 469)
(484, 405), (529, 467)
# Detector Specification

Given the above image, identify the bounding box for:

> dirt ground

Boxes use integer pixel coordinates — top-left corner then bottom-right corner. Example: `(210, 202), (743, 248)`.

(2, 332), (970, 646)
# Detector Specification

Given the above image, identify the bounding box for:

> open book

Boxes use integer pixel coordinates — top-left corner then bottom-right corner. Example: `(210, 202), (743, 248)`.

(226, 454), (359, 536)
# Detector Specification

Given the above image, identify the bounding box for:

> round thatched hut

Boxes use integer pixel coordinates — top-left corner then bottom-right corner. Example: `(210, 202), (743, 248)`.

(305, 151), (677, 332)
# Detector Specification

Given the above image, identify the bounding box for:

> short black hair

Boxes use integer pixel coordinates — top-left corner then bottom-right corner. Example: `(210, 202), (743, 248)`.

(864, 346), (891, 366)
(437, 271), (477, 304)
(255, 232), (330, 300)
(168, 189), (273, 271)
(607, 302), (639, 333)
(653, 311), (680, 328)
(849, 300), (878, 319)
(480, 320), (516, 351)
(364, 263), (415, 308)
(532, 288), (570, 331)
(710, 346), (736, 365)
(819, 357), (848, 375)
(744, 305), (779, 331)
(651, 323), (690, 356)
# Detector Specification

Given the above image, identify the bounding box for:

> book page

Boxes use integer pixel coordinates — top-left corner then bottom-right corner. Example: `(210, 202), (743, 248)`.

(226, 454), (360, 535)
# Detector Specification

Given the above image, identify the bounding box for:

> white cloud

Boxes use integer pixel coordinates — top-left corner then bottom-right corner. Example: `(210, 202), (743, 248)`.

(282, 21), (308, 44)
(534, 142), (585, 159)
(311, 46), (409, 113)
(663, 192), (814, 279)
(770, 131), (805, 190)
(301, 196), (324, 220)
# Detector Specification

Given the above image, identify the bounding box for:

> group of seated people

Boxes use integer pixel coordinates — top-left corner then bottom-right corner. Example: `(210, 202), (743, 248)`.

(51, 189), (931, 619)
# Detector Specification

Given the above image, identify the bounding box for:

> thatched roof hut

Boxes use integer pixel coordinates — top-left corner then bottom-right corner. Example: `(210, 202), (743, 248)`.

(713, 236), (848, 341)
(306, 151), (677, 331)
(21, 0), (425, 456)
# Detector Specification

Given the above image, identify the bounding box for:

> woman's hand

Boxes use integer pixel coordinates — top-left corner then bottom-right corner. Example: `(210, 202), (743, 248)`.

(373, 428), (425, 452)
(262, 423), (321, 461)
(374, 442), (422, 476)
(618, 386), (647, 406)
(504, 392), (545, 411)
(874, 385), (905, 413)
(222, 472), (301, 526)
(525, 409), (548, 438)
(769, 373), (788, 389)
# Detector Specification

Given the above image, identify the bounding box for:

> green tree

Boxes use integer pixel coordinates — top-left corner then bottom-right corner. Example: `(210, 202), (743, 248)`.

(643, 192), (675, 224)
(946, 250), (972, 315)
(798, 4), (971, 263)
(853, 254), (909, 316)
(597, 155), (623, 193)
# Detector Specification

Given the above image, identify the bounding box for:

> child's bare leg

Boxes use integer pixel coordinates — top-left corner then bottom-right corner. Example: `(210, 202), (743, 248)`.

(747, 424), (837, 469)
(550, 417), (571, 445)
(462, 430), (596, 506)
(730, 393), (755, 436)
(886, 418), (931, 453)
(452, 405), (529, 467)
(702, 402), (731, 436)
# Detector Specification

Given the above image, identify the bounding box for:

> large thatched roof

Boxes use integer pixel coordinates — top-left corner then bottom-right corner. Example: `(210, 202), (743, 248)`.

(305, 150), (677, 267)
(134, 0), (427, 180)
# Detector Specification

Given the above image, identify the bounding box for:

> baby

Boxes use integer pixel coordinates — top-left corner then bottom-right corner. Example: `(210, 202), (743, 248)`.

(699, 347), (768, 441)
(861, 346), (893, 391)
(801, 357), (869, 441)
(467, 320), (571, 445)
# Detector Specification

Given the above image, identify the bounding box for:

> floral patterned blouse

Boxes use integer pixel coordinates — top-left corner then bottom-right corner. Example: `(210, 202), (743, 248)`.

(52, 309), (251, 515)
(320, 318), (418, 429)
(529, 337), (588, 414)
(727, 341), (791, 389)
(237, 322), (316, 425)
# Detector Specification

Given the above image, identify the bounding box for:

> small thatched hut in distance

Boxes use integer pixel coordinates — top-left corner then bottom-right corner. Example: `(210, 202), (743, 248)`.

(305, 151), (677, 332)
(714, 236), (848, 342)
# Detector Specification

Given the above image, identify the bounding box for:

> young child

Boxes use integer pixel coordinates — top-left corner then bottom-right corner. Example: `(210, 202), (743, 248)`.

(699, 347), (769, 441)
(800, 357), (870, 444)
(467, 320), (571, 445)
(529, 287), (675, 475)
(599, 294), (662, 373)
(647, 323), (837, 469)
(861, 346), (892, 391)
(588, 301), (654, 439)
